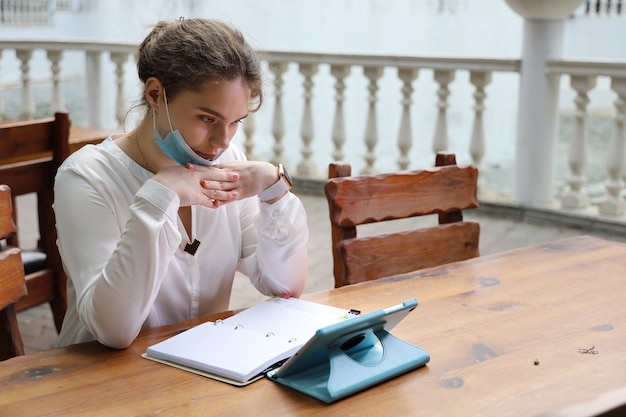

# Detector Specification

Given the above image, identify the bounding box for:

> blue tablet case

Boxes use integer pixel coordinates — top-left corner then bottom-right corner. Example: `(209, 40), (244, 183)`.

(266, 298), (430, 403)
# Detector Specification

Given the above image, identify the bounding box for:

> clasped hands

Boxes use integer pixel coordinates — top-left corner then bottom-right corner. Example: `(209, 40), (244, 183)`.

(152, 160), (280, 208)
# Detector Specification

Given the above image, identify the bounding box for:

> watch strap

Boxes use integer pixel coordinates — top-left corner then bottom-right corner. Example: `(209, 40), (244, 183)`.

(259, 167), (290, 202)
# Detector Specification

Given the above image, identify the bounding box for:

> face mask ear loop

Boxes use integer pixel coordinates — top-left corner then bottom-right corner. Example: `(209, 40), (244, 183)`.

(162, 89), (175, 132)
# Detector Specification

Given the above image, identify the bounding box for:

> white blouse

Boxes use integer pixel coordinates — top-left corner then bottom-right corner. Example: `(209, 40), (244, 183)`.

(54, 137), (308, 348)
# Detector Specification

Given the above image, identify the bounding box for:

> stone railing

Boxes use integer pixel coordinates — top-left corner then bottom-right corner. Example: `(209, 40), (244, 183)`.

(1, 39), (626, 232)
(583, 0), (625, 16)
(548, 59), (626, 216)
(0, 0), (53, 25)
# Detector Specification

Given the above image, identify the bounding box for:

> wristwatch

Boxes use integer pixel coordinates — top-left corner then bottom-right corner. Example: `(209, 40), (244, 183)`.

(259, 163), (293, 202)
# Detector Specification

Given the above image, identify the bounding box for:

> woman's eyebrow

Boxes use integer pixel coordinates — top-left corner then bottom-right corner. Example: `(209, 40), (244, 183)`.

(197, 106), (248, 122)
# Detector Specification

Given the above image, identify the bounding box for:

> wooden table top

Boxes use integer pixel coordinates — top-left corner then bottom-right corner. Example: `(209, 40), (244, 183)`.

(68, 125), (110, 152)
(1, 123), (108, 165)
(1, 235), (625, 417)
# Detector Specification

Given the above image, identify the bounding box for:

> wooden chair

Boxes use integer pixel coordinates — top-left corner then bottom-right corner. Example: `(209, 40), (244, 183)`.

(0, 112), (71, 333)
(0, 185), (27, 360)
(325, 152), (480, 288)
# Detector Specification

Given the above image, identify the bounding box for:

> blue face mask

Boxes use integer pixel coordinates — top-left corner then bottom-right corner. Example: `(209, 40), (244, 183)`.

(152, 90), (225, 166)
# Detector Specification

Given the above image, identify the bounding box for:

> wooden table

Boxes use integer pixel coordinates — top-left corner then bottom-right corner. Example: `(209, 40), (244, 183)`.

(1, 123), (108, 165)
(1, 236), (625, 416)
(69, 125), (110, 153)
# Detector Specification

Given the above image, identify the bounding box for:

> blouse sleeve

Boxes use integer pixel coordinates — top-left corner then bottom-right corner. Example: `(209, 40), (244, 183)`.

(55, 167), (182, 349)
(237, 192), (309, 297)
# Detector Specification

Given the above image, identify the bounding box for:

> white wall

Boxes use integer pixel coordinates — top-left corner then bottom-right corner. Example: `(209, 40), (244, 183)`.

(0, 0), (624, 180)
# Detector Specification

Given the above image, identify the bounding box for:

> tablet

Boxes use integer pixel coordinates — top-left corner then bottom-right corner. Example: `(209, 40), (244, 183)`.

(267, 297), (428, 403)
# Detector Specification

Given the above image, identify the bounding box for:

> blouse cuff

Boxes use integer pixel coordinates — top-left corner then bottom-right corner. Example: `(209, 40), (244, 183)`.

(257, 192), (298, 240)
(135, 179), (180, 220)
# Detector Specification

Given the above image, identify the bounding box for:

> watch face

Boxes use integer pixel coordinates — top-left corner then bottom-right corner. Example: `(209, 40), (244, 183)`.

(280, 164), (293, 187)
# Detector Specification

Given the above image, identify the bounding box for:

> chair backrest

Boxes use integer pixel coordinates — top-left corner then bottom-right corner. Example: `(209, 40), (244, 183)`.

(0, 184), (27, 360)
(325, 152), (480, 288)
(0, 112), (71, 332)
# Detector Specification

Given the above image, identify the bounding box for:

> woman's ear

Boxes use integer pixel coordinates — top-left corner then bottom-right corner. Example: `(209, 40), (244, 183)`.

(145, 77), (163, 109)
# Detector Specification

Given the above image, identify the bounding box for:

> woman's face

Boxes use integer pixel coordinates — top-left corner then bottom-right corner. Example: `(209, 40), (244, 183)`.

(159, 77), (251, 160)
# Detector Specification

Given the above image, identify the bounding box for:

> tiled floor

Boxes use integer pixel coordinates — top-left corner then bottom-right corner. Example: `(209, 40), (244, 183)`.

(16, 192), (626, 354)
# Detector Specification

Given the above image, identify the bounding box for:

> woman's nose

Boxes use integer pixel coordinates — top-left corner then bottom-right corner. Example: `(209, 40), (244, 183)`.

(212, 125), (235, 148)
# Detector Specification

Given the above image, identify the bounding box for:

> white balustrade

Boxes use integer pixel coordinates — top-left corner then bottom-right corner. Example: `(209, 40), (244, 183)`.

(0, 0), (54, 25)
(2, 40), (626, 224)
(585, 0), (625, 16)
(548, 60), (626, 215)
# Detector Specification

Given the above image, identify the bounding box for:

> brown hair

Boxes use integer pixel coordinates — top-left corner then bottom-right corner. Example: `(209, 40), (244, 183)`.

(137, 18), (263, 111)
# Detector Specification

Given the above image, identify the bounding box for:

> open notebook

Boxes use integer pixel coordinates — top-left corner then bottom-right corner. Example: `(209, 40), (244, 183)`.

(142, 297), (357, 385)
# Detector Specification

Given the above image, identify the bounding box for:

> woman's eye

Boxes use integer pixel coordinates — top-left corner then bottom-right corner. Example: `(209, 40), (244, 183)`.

(200, 116), (215, 123)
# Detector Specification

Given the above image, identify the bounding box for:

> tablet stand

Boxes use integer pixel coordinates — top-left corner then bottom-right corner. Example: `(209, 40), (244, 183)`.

(268, 326), (430, 403)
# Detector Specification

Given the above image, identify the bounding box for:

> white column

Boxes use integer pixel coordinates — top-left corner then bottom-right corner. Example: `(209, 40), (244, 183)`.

(505, 0), (586, 206)
(513, 20), (564, 206)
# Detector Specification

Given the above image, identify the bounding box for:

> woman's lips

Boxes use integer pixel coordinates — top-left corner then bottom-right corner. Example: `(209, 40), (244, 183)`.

(196, 149), (226, 161)
(196, 151), (216, 160)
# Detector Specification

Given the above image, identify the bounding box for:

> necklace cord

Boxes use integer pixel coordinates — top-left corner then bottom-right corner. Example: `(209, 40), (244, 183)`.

(135, 133), (153, 173)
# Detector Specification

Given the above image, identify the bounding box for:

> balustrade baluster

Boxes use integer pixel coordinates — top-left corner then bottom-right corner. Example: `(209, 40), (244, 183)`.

(110, 52), (129, 129)
(297, 63), (319, 176)
(85, 51), (104, 128)
(269, 62), (288, 165)
(330, 65), (350, 162)
(16, 49), (35, 120)
(469, 71), (491, 169)
(432, 69), (455, 154)
(469, 71), (491, 193)
(242, 112), (258, 161)
(0, 50), (4, 119)
(362, 66), (383, 174)
(47, 50), (66, 113)
(397, 68), (418, 170)
(562, 75), (596, 209)
(599, 77), (626, 216)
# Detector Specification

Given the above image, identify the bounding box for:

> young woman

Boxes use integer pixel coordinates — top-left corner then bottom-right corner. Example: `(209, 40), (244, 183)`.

(54, 18), (308, 349)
